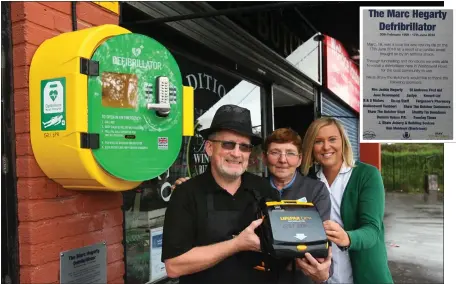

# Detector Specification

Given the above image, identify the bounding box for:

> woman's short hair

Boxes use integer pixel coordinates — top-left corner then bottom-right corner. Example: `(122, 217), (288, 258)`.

(301, 117), (355, 175)
(264, 128), (302, 153)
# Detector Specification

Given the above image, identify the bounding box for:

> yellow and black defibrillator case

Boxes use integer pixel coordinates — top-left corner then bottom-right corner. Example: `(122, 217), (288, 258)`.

(258, 200), (329, 259)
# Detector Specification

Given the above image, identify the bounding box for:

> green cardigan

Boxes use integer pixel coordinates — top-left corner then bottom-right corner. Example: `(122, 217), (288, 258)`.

(341, 162), (394, 284)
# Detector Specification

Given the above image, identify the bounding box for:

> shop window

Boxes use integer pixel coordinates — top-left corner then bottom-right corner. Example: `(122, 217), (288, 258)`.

(123, 53), (266, 284)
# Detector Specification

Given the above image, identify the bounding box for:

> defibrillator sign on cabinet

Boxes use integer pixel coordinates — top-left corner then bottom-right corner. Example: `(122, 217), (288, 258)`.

(29, 25), (194, 191)
(88, 33), (184, 182)
(41, 78), (66, 131)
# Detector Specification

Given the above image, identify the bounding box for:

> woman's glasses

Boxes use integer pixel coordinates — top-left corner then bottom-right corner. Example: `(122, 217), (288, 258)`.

(209, 139), (254, 153)
(267, 150), (300, 160)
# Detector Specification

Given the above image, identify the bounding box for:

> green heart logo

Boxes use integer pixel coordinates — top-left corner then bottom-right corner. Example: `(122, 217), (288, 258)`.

(49, 90), (58, 101)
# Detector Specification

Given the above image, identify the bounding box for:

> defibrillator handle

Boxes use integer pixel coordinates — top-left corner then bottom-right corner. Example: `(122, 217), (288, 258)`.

(266, 200), (315, 207)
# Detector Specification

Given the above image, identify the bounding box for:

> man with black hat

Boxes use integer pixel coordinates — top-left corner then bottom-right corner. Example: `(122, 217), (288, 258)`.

(161, 105), (280, 284)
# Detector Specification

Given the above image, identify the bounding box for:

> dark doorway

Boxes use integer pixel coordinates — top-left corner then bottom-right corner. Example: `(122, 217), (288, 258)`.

(272, 84), (314, 137)
(2, 2), (19, 284)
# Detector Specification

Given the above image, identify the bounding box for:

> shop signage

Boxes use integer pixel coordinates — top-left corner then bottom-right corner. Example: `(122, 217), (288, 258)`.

(60, 242), (107, 284)
(324, 35), (360, 113)
(207, 2), (306, 57)
(185, 73), (226, 98)
(243, 11), (305, 57)
(187, 129), (209, 177)
(361, 8), (453, 141)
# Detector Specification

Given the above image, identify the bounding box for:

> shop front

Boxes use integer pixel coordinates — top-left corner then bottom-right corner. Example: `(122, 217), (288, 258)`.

(4, 2), (376, 284)
(118, 3), (383, 282)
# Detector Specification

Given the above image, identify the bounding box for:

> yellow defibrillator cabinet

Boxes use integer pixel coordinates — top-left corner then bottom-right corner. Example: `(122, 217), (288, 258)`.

(29, 24), (194, 191)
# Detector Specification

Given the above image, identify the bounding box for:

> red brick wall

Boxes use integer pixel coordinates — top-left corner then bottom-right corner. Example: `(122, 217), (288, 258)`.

(10, 2), (124, 283)
(360, 143), (382, 171)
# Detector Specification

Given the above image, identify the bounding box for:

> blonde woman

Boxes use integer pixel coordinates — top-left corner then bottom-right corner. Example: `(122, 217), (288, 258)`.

(301, 117), (393, 284)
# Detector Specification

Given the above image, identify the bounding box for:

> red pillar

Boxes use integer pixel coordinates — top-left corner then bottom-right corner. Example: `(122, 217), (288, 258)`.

(359, 143), (381, 171)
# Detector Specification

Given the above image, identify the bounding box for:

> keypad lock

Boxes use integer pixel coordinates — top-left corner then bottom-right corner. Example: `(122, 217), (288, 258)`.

(147, 76), (171, 117)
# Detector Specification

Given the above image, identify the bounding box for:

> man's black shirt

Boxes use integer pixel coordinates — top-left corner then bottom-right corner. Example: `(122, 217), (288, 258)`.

(161, 168), (280, 283)
(162, 169), (279, 260)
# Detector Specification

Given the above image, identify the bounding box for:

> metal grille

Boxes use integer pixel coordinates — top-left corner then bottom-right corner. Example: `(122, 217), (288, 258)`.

(321, 93), (359, 161)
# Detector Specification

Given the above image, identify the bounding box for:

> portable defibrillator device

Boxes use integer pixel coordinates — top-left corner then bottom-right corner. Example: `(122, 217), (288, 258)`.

(256, 200), (329, 259)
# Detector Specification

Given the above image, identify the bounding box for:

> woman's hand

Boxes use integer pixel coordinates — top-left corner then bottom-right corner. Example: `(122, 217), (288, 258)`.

(171, 177), (190, 191)
(323, 220), (350, 247)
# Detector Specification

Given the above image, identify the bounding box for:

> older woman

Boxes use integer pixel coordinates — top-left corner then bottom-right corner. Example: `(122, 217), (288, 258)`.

(301, 117), (393, 284)
(263, 128), (331, 220)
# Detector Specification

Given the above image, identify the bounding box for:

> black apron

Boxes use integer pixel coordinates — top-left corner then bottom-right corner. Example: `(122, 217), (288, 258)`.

(179, 192), (274, 284)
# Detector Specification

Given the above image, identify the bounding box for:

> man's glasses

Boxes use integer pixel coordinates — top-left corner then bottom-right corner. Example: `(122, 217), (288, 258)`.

(267, 150), (300, 160)
(209, 139), (254, 153)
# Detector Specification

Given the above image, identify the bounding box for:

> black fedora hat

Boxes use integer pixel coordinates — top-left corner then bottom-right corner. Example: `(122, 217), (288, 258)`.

(199, 105), (262, 146)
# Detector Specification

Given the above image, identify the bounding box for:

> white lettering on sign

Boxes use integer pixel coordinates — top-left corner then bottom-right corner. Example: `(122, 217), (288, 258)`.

(112, 56), (163, 70)
(185, 73), (226, 98)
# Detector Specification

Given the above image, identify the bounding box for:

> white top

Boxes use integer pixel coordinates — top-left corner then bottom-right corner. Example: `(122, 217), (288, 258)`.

(317, 163), (354, 284)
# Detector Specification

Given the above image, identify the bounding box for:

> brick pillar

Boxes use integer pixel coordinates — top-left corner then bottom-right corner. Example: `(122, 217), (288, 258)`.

(359, 143), (382, 171)
(11, 2), (125, 283)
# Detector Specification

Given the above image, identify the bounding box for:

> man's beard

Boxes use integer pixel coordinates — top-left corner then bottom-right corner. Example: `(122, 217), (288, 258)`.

(217, 162), (247, 180)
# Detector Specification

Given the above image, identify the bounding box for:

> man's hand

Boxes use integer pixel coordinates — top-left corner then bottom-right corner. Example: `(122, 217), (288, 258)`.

(296, 247), (332, 283)
(171, 177), (190, 191)
(233, 218), (263, 252)
(323, 220), (350, 247)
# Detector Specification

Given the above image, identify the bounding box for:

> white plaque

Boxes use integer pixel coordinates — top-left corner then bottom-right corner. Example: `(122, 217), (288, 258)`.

(148, 227), (167, 283)
(361, 8), (453, 141)
(60, 242), (107, 284)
